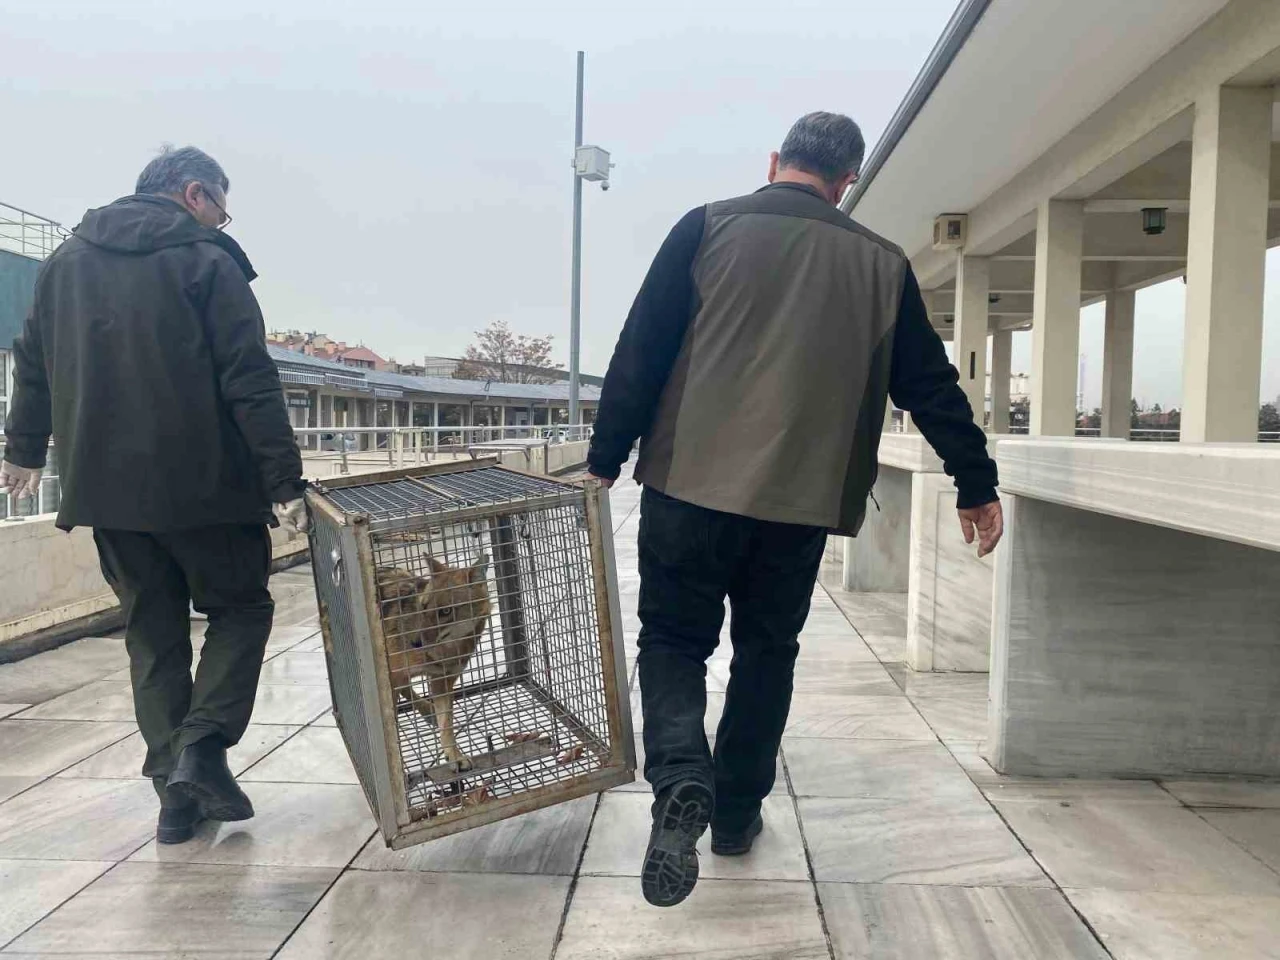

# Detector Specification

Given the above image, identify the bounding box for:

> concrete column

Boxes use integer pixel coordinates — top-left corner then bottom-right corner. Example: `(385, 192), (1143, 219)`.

(990, 329), (1013, 434)
(1182, 85), (1273, 443)
(1030, 199), (1085, 436)
(1101, 290), (1136, 439)
(954, 255), (990, 429)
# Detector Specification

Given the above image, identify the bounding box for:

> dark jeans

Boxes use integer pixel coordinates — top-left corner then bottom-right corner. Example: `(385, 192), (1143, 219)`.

(93, 525), (274, 781)
(636, 487), (826, 832)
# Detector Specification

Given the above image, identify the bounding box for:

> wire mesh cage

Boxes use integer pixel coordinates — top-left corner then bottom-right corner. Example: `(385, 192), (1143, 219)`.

(306, 459), (635, 848)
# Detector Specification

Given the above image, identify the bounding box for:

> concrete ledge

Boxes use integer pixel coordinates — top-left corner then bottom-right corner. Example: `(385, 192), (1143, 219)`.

(877, 433), (945, 473)
(997, 438), (1280, 552)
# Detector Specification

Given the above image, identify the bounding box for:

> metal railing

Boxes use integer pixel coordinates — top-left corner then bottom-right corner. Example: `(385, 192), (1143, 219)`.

(0, 201), (70, 260)
(292, 424), (593, 476)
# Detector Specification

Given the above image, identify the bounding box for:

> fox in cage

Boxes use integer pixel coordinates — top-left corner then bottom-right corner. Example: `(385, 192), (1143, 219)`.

(371, 529), (594, 817)
(375, 557), (491, 768)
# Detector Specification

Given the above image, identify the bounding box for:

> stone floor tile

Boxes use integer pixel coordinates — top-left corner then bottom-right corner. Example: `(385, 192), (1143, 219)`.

(0, 705), (30, 719)
(819, 883), (1109, 960)
(312, 709), (338, 727)
(274, 870), (569, 959)
(783, 696), (936, 741)
(12, 681), (135, 722)
(1198, 809), (1280, 873)
(6, 861), (334, 958)
(556, 876), (828, 960)
(1066, 889), (1280, 960)
(800, 795), (1048, 886)
(59, 725), (301, 780)
(241, 726), (354, 784)
(900, 670), (990, 700)
(991, 797), (1280, 894)
(0, 637), (127, 705)
(0, 859), (114, 946)
(784, 738), (983, 802)
(0, 777), (40, 805)
(0, 719), (135, 777)
(131, 782), (374, 869)
(353, 794), (594, 875)
(791, 660), (902, 697)
(245, 683), (332, 725)
(581, 793), (808, 881)
(913, 696), (989, 742)
(1162, 780), (1280, 809)
(0, 778), (157, 861)
(258, 650), (330, 686)
(858, 633), (906, 663)
(264, 625), (322, 654)
(981, 777), (1178, 805)
(794, 633), (882, 660)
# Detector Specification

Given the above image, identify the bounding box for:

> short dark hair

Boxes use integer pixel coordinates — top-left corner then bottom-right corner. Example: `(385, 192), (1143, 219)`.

(778, 112), (865, 185)
(136, 145), (229, 197)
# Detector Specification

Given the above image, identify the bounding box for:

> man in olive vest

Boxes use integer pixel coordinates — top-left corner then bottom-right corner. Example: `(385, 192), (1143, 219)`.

(588, 112), (1002, 906)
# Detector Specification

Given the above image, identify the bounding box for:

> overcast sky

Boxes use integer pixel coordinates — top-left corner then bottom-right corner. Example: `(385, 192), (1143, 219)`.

(3, 0), (1277, 409)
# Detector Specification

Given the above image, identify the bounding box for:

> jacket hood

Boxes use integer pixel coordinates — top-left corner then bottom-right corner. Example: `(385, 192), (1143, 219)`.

(73, 194), (257, 281)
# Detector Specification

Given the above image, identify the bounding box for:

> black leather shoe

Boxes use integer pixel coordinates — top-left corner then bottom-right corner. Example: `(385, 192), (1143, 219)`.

(157, 802), (205, 844)
(711, 814), (763, 856)
(641, 781), (713, 907)
(166, 739), (254, 822)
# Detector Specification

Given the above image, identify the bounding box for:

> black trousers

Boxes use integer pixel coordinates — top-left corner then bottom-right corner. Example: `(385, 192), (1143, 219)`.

(93, 525), (274, 782)
(636, 487), (826, 832)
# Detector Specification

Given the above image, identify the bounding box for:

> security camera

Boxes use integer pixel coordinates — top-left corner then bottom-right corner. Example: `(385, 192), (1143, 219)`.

(600, 181), (610, 192)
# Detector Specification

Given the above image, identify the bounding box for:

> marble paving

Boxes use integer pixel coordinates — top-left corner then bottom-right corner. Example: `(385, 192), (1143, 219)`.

(0, 463), (1278, 958)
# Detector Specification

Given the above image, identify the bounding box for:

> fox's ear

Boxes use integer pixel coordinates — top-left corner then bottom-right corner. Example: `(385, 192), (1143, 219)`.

(470, 554), (491, 582)
(426, 557), (448, 575)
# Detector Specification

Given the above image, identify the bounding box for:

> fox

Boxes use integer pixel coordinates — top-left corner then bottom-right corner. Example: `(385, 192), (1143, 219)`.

(376, 554), (491, 768)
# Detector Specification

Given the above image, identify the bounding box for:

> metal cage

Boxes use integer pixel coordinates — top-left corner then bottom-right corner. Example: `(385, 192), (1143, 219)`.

(306, 459), (635, 848)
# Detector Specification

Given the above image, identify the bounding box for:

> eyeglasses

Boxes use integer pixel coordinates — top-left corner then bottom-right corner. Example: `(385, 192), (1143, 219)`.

(199, 183), (232, 231)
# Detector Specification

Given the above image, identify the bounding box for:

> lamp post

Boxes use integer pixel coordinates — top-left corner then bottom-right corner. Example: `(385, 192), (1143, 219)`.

(568, 50), (612, 435)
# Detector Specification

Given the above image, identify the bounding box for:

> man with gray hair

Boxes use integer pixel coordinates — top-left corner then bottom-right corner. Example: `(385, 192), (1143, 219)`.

(589, 112), (1002, 906)
(1, 146), (307, 844)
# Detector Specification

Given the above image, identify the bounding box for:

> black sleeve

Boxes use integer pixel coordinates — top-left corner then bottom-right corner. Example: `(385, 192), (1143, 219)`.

(587, 206), (706, 481)
(888, 266), (999, 508)
(204, 257), (305, 504)
(2, 292), (52, 470)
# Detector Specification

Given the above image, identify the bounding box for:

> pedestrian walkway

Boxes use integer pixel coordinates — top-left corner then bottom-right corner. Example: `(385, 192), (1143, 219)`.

(0, 466), (1278, 958)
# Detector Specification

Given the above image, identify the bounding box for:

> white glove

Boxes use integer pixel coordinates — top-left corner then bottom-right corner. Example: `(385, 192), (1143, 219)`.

(273, 498), (309, 536)
(0, 461), (43, 501)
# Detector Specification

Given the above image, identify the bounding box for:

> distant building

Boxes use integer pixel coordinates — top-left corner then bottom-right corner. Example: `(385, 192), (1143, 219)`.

(268, 330), (394, 372)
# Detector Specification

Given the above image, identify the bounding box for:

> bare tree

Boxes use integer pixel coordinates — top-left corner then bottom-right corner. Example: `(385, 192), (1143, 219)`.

(453, 320), (560, 384)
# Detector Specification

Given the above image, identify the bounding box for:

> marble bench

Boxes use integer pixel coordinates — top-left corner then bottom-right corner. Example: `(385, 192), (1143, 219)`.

(987, 439), (1280, 778)
(840, 433), (994, 672)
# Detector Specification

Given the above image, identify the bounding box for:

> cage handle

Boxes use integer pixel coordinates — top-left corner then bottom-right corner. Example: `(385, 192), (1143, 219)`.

(329, 546), (343, 588)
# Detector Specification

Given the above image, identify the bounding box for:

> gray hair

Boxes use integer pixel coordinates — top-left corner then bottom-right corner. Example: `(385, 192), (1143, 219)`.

(778, 112), (865, 185)
(135, 145), (229, 197)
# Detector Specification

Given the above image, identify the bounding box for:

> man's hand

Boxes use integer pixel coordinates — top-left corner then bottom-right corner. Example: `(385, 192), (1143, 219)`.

(273, 498), (309, 536)
(588, 472), (614, 490)
(958, 500), (1003, 558)
(0, 461), (43, 501)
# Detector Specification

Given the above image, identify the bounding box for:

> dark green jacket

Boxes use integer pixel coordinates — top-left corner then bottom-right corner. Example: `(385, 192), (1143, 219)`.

(2, 194), (303, 531)
(589, 182), (997, 535)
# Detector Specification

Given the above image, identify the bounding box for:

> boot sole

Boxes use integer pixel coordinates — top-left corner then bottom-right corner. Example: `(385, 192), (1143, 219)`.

(710, 817), (763, 856)
(641, 782), (713, 908)
(167, 778), (254, 823)
(156, 819), (201, 845)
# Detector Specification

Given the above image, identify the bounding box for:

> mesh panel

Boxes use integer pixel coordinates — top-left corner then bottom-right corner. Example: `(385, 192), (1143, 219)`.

(310, 513), (380, 814)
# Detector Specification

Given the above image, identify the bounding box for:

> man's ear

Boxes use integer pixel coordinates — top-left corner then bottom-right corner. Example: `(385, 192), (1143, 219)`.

(767, 151), (780, 183)
(182, 181), (203, 212)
